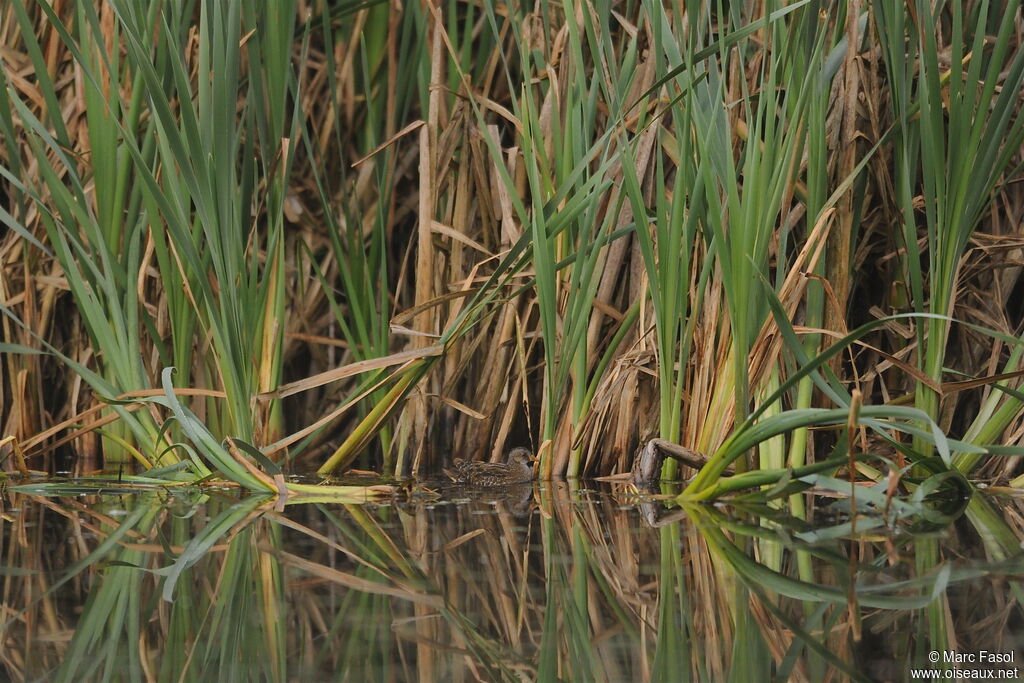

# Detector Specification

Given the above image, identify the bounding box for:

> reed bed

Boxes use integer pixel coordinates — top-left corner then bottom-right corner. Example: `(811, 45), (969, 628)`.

(0, 0), (1023, 504)
(4, 3), (1024, 678)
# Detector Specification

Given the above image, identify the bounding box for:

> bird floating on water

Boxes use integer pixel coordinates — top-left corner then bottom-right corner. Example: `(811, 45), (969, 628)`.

(444, 447), (535, 486)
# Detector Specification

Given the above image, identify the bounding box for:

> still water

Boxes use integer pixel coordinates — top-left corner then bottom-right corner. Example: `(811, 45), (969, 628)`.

(1, 479), (1022, 681)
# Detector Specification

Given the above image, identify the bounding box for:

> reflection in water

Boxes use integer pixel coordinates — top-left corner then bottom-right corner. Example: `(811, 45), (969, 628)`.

(1, 482), (1022, 680)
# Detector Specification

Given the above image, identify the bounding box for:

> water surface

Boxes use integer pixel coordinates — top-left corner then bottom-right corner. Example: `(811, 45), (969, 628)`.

(2, 480), (1022, 681)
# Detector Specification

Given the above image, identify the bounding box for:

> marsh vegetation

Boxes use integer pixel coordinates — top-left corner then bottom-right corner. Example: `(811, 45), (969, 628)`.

(2, 0), (1024, 679)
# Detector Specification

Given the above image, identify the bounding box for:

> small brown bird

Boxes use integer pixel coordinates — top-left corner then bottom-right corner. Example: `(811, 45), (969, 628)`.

(444, 447), (535, 486)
